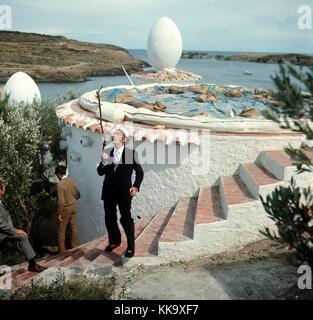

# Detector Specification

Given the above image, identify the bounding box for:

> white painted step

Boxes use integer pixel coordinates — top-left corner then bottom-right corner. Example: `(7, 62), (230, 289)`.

(238, 163), (282, 199)
(257, 150), (295, 180)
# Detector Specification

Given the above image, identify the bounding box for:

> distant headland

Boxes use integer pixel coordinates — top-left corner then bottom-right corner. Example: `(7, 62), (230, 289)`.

(181, 51), (313, 66)
(0, 31), (149, 83)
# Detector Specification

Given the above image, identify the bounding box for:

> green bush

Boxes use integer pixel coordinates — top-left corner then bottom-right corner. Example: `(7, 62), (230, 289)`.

(261, 63), (313, 267)
(0, 98), (66, 264)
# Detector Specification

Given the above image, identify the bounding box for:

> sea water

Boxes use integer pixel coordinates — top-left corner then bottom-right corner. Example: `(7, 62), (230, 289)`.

(1, 50), (292, 101)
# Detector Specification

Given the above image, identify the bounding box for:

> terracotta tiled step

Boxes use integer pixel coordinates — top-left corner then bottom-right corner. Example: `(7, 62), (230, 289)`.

(40, 216), (151, 267)
(159, 197), (198, 243)
(38, 236), (106, 267)
(88, 239), (127, 268)
(13, 271), (38, 289)
(134, 214), (156, 238)
(135, 207), (175, 257)
(243, 163), (280, 186)
(220, 175), (256, 206)
(84, 215), (151, 266)
(11, 270), (27, 289)
(259, 150), (297, 180)
(263, 150), (294, 167)
(195, 187), (224, 225)
(239, 163), (282, 199)
(75, 223), (152, 267)
(68, 241), (107, 268)
(87, 234), (128, 268)
(12, 238), (105, 290)
(52, 237), (106, 268)
(10, 215), (155, 290)
(86, 252), (122, 269)
(11, 262), (28, 273)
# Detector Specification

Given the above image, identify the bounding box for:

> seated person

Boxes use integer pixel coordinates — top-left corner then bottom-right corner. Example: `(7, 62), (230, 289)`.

(0, 180), (46, 273)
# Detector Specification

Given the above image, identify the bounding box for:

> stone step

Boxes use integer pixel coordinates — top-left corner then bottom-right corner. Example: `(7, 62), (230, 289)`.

(38, 236), (105, 267)
(85, 252), (121, 272)
(239, 163), (281, 199)
(258, 150), (295, 180)
(86, 234), (127, 269)
(219, 175), (256, 217)
(135, 207), (175, 257)
(13, 271), (38, 289)
(195, 187), (224, 224)
(69, 241), (107, 268)
(11, 215), (155, 289)
(11, 262), (28, 273)
(52, 237), (106, 268)
(86, 217), (154, 267)
(159, 197), (197, 243)
(11, 237), (107, 290)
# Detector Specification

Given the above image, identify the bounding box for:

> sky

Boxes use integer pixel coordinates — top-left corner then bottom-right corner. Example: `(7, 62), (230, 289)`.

(4, 0), (313, 53)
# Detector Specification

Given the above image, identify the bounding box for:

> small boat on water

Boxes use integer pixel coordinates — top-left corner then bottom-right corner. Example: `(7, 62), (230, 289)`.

(243, 70), (252, 75)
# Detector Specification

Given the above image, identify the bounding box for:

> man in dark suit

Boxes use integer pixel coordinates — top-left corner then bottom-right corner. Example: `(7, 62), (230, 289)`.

(0, 180), (46, 272)
(97, 129), (144, 258)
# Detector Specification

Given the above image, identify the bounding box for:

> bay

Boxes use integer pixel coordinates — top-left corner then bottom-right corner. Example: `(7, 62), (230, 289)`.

(2, 49), (287, 101)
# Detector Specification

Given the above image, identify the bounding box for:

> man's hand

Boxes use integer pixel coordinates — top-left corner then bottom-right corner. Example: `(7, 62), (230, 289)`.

(58, 214), (63, 222)
(101, 152), (109, 162)
(16, 229), (27, 236)
(130, 186), (138, 197)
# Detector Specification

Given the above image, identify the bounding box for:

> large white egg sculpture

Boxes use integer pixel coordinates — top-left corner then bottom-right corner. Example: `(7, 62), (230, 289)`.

(147, 17), (182, 71)
(2, 71), (41, 106)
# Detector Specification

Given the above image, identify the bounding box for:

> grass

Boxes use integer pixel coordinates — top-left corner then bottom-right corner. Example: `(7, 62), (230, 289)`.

(10, 273), (116, 300)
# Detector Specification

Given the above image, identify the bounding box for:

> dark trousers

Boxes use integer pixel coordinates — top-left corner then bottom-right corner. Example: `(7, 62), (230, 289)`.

(103, 191), (135, 251)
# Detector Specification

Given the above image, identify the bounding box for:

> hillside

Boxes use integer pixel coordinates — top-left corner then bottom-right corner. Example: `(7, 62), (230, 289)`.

(182, 51), (313, 66)
(0, 31), (148, 82)
(223, 53), (313, 65)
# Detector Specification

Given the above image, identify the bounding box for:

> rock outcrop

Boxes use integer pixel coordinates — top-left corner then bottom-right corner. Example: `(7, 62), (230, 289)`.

(238, 108), (261, 117)
(195, 92), (217, 103)
(181, 51), (313, 66)
(169, 86), (186, 94)
(115, 93), (166, 112)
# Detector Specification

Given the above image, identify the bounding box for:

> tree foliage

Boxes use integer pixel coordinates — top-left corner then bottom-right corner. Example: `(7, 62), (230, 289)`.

(261, 63), (313, 267)
(0, 100), (65, 232)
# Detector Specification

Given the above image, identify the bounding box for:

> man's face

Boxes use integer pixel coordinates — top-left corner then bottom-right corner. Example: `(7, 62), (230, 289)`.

(112, 130), (125, 146)
(0, 184), (6, 199)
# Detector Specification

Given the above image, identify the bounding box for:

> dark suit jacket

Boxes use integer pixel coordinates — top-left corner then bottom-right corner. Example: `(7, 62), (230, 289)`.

(97, 147), (144, 200)
(0, 202), (16, 244)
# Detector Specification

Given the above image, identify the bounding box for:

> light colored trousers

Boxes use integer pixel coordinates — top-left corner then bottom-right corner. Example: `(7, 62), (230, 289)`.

(58, 203), (78, 253)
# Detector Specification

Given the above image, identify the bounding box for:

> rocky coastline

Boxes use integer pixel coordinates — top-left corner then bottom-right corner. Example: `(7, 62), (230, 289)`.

(181, 51), (313, 66)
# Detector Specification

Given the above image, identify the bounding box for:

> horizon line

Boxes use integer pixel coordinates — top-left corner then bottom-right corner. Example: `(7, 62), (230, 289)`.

(2, 29), (311, 56)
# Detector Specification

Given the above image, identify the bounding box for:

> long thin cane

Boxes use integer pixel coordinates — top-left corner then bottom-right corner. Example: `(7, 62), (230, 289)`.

(122, 66), (135, 87)
(96, 86), (105, 149)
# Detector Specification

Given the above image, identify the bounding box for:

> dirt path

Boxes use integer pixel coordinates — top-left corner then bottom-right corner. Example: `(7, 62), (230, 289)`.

(112, 240), (312, 300)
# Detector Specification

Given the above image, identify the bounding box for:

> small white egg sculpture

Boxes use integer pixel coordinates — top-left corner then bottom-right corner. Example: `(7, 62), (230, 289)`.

(2, 71), (41, 106)
(147, 17), (182, 71)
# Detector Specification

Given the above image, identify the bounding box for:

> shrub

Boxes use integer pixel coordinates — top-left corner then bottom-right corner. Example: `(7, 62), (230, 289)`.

(0, 99), (65, 236)
(10, 273), (115, 300)
(261, 63), (313, 267)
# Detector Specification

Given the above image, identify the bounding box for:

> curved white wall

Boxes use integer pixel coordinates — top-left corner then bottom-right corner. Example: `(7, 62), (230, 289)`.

(65, 125), (303, 244)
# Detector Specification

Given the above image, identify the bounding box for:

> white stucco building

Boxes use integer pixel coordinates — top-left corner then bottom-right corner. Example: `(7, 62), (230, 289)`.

(56, 95), (303, 244)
